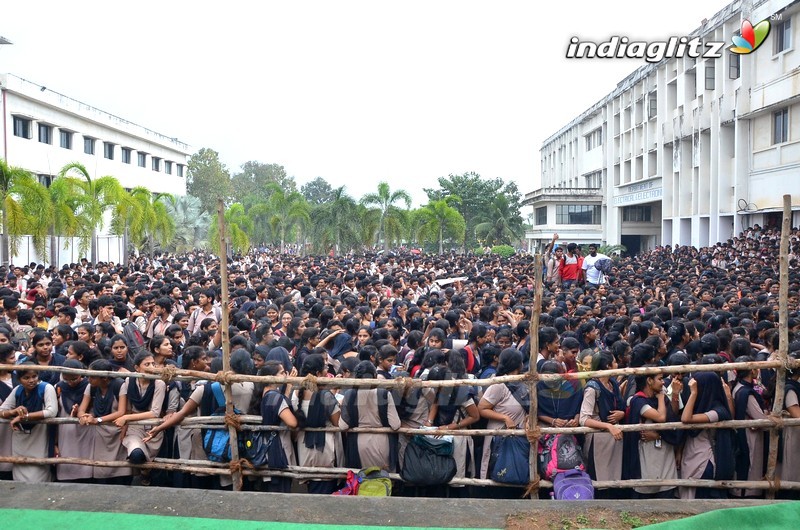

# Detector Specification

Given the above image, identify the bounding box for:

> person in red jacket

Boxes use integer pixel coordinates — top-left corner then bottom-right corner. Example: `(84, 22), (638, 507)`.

(561, 243), (583, 289)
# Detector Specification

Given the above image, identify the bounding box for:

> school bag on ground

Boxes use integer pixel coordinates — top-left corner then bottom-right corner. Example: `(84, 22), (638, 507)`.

(538, 433), (585, 480)
(356, 466), (393, 496)
(202, 382), (240, 463)
(400, 434), (457, 486)
(552, 469), (594, 500)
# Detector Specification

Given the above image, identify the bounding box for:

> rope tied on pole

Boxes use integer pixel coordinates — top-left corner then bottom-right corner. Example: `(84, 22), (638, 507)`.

(523, 477), (541, 499)
(525, 424), (542, 445)
(214, 371), (236, 385)
(393, 376), (415, 393)
(159, 364), (179, 384)
(229, 458), (254, 491)
(765, 474), (782, 497)
(223, 412), (242, 431)
(301, 373), (319, 393)
(767, 413), (785, 429)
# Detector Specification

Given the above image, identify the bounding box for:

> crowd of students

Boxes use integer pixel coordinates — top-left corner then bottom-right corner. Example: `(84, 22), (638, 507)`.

(1, 221), (800, 499)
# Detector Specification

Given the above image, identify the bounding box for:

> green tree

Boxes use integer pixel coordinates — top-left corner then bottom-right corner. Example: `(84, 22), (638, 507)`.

(0, 159), (53, 264)
(57, 162), (127, 262)
(300, 176), (334, 206)
(231, 161), (296, 204)
(360, 181), (411, 251)
(474, 194), (525, 247)
(208, 203), (252, 255)
(311, 186), (359, 255)
(425, 172), (523, 249)
(47, 176), (92, 265)
(187, 148), (232, 214)
(262, 183), (310, 253)
(165, 195), (211, 253)
(127, 188), (176, 256)
(414, 199), (466, 254)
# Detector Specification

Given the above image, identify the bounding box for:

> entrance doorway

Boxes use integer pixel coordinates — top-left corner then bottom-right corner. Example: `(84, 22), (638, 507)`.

(621, 235), (642, 256)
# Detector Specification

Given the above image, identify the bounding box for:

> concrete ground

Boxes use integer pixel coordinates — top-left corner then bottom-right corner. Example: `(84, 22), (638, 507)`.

(0, 481), (791, 528)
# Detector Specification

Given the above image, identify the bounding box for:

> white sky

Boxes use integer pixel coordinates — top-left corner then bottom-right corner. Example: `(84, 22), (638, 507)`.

(1, 0), (731, 207)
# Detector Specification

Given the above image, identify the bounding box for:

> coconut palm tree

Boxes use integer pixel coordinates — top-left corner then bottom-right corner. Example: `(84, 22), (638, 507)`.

(208, 203), (252, 255)
(46, 176), (93, 266)
(311, 186), (359, 255)
(165, 195), (210, 253)
(263, 183), (310, 253)
(414, 199), (466, 254)
(0, 159), (53, 264)
(127, 187), (176, 256)
(57, 162), (126, 262)
(474, 194), (524, 247)
(360, 181), (411, 251)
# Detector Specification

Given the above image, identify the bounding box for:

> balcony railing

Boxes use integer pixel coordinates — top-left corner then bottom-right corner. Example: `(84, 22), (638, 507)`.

(523, 187), (603, 205)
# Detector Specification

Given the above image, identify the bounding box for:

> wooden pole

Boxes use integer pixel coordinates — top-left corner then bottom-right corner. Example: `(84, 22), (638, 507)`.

(216, 198), (242, 491)
(526, 254), (543, 498)
(765, 194), (791, 498)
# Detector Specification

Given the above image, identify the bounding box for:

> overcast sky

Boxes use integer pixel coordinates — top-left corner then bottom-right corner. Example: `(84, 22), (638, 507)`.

(1, 0), (729, 207)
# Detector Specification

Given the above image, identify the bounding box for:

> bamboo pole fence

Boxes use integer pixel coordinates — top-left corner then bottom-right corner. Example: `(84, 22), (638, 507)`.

(2, 198), (798, 496)
(216, 198), (242, 490)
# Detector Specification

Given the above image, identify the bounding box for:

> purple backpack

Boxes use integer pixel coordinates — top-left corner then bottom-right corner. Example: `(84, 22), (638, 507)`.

(553, 469), (594, 500)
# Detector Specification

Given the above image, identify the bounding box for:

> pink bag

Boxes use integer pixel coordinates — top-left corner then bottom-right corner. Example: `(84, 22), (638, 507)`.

(332, 469), (359, 495)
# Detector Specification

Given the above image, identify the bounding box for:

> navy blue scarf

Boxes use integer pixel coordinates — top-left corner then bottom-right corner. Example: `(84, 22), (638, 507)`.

(126, 379), (156, 413)
(586, 378), (622, 422)
(16, 382), (47, 430)
(733, 379), (767, 482)
(302, 389), (336, 451)
(57, 378), (89, 413)
(688, 372), (735, 480)
(537, 379), (582, 420)
(92, 379), (124, 417)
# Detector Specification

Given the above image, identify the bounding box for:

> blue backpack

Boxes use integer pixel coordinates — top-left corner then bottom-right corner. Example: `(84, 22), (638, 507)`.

(202, 383), (241, 462)
(593, 258), (613, 275)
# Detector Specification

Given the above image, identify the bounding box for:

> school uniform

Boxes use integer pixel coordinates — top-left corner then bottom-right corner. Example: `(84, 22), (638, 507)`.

(0, 382), (58, 482)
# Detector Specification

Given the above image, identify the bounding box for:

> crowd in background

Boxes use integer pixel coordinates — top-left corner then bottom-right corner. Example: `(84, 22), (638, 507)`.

(1, 221), (800, 499)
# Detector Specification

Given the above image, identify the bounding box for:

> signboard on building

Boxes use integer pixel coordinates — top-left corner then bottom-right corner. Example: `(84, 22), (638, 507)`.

(613, 178), (663, 206)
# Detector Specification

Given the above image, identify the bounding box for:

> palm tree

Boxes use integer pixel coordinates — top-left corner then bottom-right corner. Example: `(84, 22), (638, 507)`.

(311, 186), (359, 255)
(474, 194), (524, 247)
(127, 188), (176, 256)
(263, 183), (310, 253)
(360, 181), (411, 251)
(47, 177), (92, 266)
(208, 203), (252, 255)
(0, 159), (53, 264)
(57, 162), (126, 262)
(414, 199), (466, 254)
(165, 195), (210, 253)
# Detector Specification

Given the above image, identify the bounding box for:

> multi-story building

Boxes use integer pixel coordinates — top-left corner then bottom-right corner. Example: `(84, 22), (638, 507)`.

(0, 73), (190, 265)
(525, 0), (800, 255)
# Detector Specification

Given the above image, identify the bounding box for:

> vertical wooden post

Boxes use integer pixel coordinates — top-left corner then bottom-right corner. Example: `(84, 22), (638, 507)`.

(765, 194), (791, 499)
(216, 199), (242, 490)
(527, 254), (543, 498)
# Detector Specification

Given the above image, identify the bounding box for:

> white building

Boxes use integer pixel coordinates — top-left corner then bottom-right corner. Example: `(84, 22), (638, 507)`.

(525, 0), (800, 255)
(0, 73), (189, 265)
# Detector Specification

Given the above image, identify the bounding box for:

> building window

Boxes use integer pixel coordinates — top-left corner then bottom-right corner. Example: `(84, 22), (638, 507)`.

(59, 130), (72, 149)
(584, 170), (602, 188)
(535, 207), (547, 225)
(585, 128), (602, 151)
(774, 108), (789, 144)
(38, 124), (53, 144)
(729, 53), (740, 79)
(556, 204), (601, 225)
(84, 136), (95, 155)
(774, 18), (792, 54)
(13, 117), (32, 139)
(164, 161), (173, 175)
(138, 152), (147, 167)
(705, 64), (715, 90)
(176, 164), (184, 178)
(622, 205), (653, 222)
(37, 174), (53, 188)
(103, 142), (115, 160)
(152, 157), (161, 172)
(121, 148), (132, 164)
(648, 92), (657, 119)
